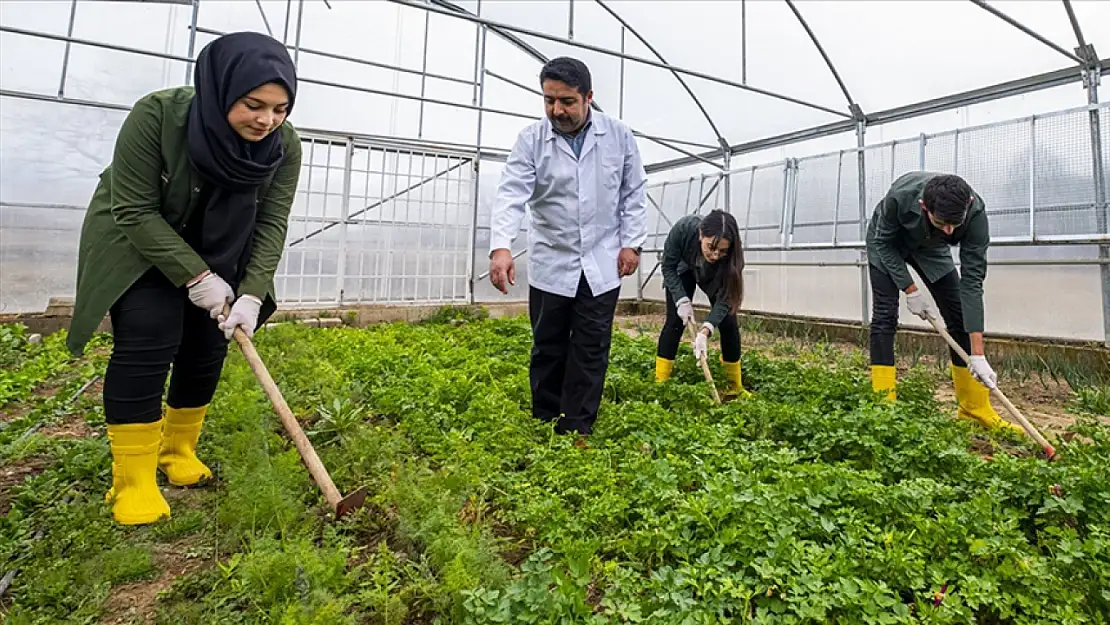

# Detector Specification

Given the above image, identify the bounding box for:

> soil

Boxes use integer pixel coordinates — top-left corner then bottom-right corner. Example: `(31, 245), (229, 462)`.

(97, 533), (210, 625)
(0, 455), (52, 515)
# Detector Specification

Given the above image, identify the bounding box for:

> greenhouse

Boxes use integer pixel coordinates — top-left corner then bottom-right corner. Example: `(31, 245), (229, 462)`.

(1, 1), (1109, 623)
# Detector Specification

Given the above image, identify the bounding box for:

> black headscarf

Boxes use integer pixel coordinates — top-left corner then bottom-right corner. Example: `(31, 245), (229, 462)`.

(186, 31), (297, 288)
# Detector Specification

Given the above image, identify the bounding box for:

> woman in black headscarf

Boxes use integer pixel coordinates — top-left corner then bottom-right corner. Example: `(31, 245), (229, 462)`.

(68, 31), (302, 525)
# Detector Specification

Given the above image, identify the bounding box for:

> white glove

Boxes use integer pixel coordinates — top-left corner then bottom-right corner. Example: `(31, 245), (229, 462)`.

(968, 355), (998, 390)
(187, 272), (234, 319)
(218, 295), (263, 340)
(693, 331), (708, 361)
(676, 297), (695, 325)
(904, 290), (938, 321)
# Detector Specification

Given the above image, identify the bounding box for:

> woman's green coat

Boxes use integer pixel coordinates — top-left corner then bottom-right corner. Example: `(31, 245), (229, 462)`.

(66, 86), (302, 356)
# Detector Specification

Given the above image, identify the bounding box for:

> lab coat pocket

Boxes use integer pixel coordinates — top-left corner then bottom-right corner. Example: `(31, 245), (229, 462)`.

(601, 154), (624, 191)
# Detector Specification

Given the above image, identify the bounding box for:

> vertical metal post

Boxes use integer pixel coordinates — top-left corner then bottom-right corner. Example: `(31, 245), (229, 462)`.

(1085, 71), (1109, 346)
(723, 151), (732, 213)
(418, 10), (430, 138)
(857, 122), (869, 326)
(283, 0), (292, 43)
(784, 159), (798, 249)
(619, 27), (626, 118)
(184, 0), (200, 85)
(953, 128), (960, 172)
(741, 0), (747, 84)
(57, 0), (78, 98)
(293, 0), (305, 67)
(832, 150), (842, 246)
(918, 133), (926, 169)
(568, 0), (574, 39)
(336, 138), (355, 305)
(1029, 115), (1037, 241)
(466, 19), (488, 304)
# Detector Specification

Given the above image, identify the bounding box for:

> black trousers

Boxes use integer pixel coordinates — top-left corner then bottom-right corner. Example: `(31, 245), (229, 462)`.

(869, 262), (970, 367)
(528, 273), (620, 436)
(102, 268), (230, 425)
(657, 271), (741, 362)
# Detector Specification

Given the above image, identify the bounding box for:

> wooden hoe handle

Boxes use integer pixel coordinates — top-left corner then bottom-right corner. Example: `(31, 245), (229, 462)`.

(222, 305), (348, 511)
(925, 316), (1056, 460)
(686, 321), (722, 404)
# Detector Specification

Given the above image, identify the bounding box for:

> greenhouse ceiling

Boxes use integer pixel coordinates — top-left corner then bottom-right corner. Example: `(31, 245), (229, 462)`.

(0, 0), (1107, 172)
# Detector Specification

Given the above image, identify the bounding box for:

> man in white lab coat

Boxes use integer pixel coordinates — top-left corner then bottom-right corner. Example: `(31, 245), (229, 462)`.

(488, 57), (648, 438)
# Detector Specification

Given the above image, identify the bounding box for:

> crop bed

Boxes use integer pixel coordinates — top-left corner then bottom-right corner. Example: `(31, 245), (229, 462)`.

(1, 312), (1109, 624)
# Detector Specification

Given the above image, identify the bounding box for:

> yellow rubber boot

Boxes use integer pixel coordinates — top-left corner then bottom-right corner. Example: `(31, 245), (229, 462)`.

(720, 358), (752, 397)
(951, 365), (1025, 434)
(871, 365), (897, 402)
(158, 406), (213, 486)
(105, 420), (171, 525)
(655, 357), (674, 383)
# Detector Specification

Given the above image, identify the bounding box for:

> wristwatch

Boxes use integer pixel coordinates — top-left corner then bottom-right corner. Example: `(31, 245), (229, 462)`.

(632, 247), (642, 256)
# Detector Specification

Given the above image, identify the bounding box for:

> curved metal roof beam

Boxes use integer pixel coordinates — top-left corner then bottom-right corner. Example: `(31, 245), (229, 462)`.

(969, 0), (1084, 65)
(592, 0), (728, 150)
(783, 0), (862, 120)
(1061, 0), (1098, 69)
(393, 0), (853, 119)
(425, 0), (726, 168)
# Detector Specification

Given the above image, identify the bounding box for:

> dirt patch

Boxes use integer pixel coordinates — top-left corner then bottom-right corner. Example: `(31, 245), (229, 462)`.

(39, 417), (97, 440)
(0, 455), (52, 515)
(98, 535), (210, 625)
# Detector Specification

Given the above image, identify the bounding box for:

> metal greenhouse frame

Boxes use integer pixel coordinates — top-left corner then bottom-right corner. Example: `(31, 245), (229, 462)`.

(0, 0), (1107, 345)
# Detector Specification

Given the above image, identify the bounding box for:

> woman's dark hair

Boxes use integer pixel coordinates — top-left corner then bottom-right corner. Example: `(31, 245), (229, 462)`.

(922, 174), (973, 225)
(539, 57), (592, 96)
(699, 209), (745, 314)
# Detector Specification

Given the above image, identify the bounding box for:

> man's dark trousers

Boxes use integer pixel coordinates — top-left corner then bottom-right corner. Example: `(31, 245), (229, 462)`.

(528, 272), (620, 435)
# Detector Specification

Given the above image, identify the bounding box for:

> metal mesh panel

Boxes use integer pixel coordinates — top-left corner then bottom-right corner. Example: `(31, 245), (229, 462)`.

(1033, 109), (1097, 239)
(923, 132), (957, 173)
(699, 174), (726, 214)
(862, 144), (892, 218)
(1101, 106), (1110, 234)
(956, 119), (1033, 240)
(836, 149), (864, 245)
(277, 137), (347, 306)
(790, 153), (840, 246)
(736, 163), (786, 248)
(276, 136), (473, 307)
(891, 138), (921, 181)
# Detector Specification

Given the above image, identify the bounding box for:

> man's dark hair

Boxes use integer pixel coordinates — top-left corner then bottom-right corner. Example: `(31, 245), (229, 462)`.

(539, 57), (592, 97)
(922, 174), (973, 225)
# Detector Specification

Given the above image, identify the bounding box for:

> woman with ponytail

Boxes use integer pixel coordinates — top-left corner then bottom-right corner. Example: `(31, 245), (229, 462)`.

(655, 209), (749, 396)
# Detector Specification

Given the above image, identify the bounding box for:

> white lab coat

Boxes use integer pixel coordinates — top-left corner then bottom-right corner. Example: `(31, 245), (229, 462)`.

(489, 111), (648, 298)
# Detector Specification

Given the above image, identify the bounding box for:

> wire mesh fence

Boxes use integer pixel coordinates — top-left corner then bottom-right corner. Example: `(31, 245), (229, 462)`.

(634, 102), (1110, 342)
(275, 136), (474, 308)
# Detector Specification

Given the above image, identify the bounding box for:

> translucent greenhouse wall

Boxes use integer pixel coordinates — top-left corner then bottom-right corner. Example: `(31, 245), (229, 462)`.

(1, 0), (1108, 345)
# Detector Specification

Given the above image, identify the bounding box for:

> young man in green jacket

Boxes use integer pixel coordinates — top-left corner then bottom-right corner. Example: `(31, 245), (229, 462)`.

(866, 171), (1022, 434)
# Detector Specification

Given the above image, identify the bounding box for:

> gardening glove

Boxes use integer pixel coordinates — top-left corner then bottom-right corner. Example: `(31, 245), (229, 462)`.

(967, 355), (998, 390)
(904, 290), (938, 321)
(675, 297), (695, 326)
(218, 295), (263, 340)
(693, 331), (708, 361)
(187, 272), (234, 319)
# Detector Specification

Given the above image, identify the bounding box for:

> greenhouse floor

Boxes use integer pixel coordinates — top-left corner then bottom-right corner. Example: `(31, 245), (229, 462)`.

(1, 311), (1108, 623)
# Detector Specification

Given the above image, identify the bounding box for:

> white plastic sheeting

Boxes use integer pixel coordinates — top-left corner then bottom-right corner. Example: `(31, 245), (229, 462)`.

(1, 0), (1107, 343)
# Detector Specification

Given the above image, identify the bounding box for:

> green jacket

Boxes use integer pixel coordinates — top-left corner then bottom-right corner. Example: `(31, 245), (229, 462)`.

(661, 214), (733, 329)
(66, 86), (302, 355)
(865, 171), (990, 333)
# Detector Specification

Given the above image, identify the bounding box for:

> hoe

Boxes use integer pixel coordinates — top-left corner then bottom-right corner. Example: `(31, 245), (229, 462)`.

(224, 305), (368, 519)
